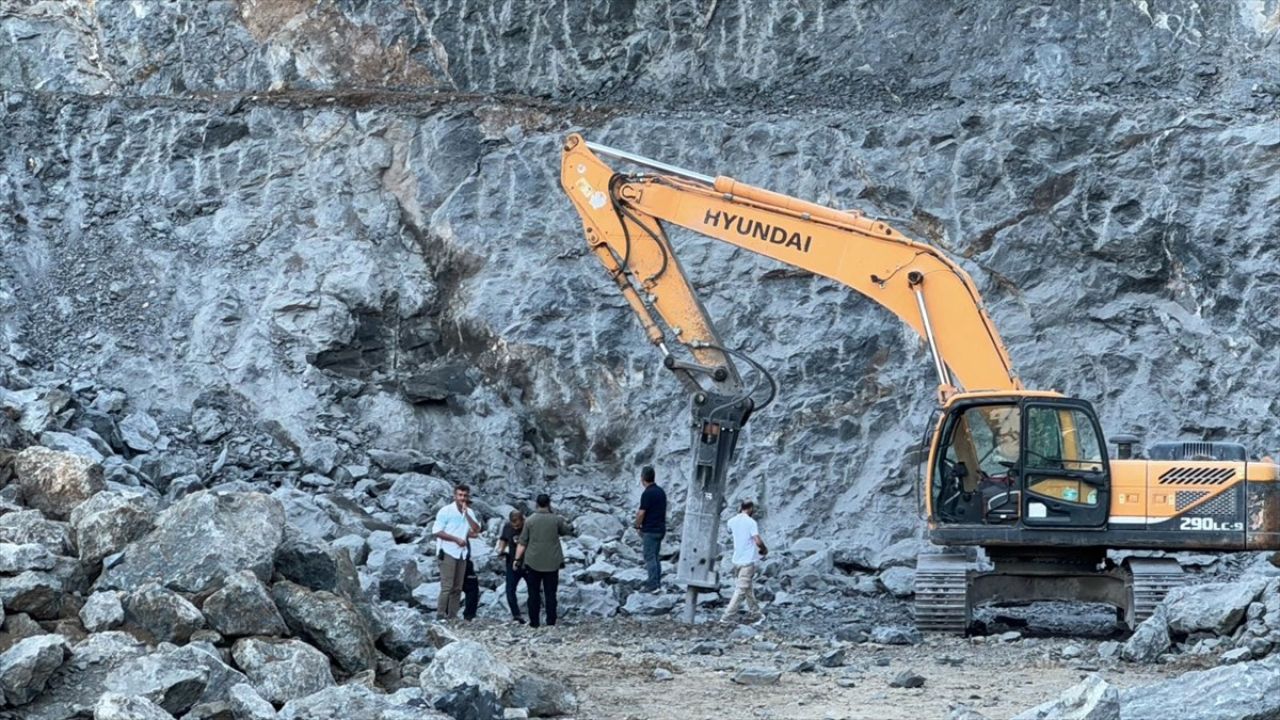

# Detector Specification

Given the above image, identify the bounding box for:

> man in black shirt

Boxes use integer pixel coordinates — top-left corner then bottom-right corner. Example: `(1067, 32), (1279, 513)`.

(495, 510), (526, 623)
(634, 465), (667, 592)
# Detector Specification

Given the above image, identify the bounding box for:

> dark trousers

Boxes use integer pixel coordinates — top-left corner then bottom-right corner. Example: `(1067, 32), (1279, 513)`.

(642, 531), (665, 591)
(462, 558), (480, 620)
(525, 567), (559, 627)
(504, 562), (524, 619)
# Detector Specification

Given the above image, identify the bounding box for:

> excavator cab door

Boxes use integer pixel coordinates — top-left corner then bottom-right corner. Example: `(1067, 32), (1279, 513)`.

(1019, 401), (1110, 529)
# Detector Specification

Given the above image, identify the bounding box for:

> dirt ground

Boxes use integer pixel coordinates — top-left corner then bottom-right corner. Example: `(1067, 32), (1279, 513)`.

(461, 615), (1200, 720)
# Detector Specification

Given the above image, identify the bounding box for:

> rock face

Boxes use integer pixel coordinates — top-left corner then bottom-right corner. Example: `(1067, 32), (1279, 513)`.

(12, 448), (103, 521)
(97, 492), (285, 594)
(0, 0), (1276, 554)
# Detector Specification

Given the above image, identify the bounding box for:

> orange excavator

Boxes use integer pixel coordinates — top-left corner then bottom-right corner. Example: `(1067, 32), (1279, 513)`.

(560, 133), (1280, 631)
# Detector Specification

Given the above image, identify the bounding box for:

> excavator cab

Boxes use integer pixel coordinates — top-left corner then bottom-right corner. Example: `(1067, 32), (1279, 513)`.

(931, 395), (1110, 533)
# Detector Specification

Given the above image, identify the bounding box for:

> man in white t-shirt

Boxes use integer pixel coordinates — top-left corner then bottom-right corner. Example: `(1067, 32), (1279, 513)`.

(433, 484), (481, 620)
(722, 499), (768, 623)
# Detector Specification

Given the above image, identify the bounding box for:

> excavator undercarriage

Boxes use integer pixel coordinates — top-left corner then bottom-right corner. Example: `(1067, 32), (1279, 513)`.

(916, 549), (1185, 633)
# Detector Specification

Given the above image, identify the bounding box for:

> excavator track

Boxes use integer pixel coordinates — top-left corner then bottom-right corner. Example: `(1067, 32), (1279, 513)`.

(1125, 557), (1185, 628)
(914, 553), (972, 633)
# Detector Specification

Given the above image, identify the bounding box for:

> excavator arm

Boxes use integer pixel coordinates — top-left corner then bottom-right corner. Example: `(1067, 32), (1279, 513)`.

(560, 133), (1021, 609)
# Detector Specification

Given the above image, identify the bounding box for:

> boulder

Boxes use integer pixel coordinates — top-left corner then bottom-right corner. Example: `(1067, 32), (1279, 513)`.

(0, 543), (56, 573)
(12, 447), (104, 520)
(877, 567), (916, 598)
(1163, 580), (1267, 637)
(561, 583), (618, 618)
(164, 644), (253, 707)
(118, 413), (160, 453)
(272, 580), (377, 674)
(80, 591), (126, 632)
(103, 650), (210, 716)
(93, 692), (175, 720)
(433, 684), (504, 720)
(870, 625), (921, 645)
(0, 510), (74, 555)
(9, 631), (149, 720)
(1013, 675), (1119, 720)
(203, 571), (288, 638)
(70, 490), (157, 568)
(1122, 609), (1171, 664)
(274, 529), (361, 596)
(621, 592), (678, 617)
(380, 473), (451, 525)
(124, 583), (205, 644)
(97, 491), (285, 594)
(37, 432), (104, 464)
(278, 683), (442, 719)
(0, 635), (70, 705)
(573, 513), (624, 541)
(1119, 655), (1280, 719)
(419, 640), (514, 699)
(731, 668), (781, 686)
(271, 488), (340, 541)
(376, 603), (433, 660)
(228, 683), (277, 720)
(377, 546), (424, 603)
(507, 673), (578, 717)
(231, 638), (335, 705)
(0, 570), (63, 619)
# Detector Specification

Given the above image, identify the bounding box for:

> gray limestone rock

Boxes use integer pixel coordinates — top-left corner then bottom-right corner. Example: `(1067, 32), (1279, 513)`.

(231, 638), (335, 706)
(124, 583), (205, 644)
(419, 640), (514, 699)
(228, 683), (277, 720)
(1119, 655), (1280, 720)
(203, 570), (288, 638)
(1163, 580), (1268, 637)
(376, 603), (432, 660)
(573, 513), (625, 541)
(1013, 675), (1119, 720)
(506, 673), (578, 718)
(0, 635), (70, 705)
(278, 683), (443, 720)
(93, 693), (175, 720)
(1122, 610), (1171, 664)
(889, 670), (925, 688)
(0, 542), (56, 573)
(621, 591), (678, 617)
(870, 625), (920, 645)
(102, 650), (209, 716)
(118, 413), (160, 453)
(0, 511), (74, 556)
(97, 491), (285, 594)
(12, 447), (104, 520)
(7, 631), (149, 720)
(731, 668), (781, 686)
(80, 591), (125, 632)
(877, 567), (916, 598)
(271, 580), (377, 675)
(0, 570), (63, 619)
(70, 490), (157, 568)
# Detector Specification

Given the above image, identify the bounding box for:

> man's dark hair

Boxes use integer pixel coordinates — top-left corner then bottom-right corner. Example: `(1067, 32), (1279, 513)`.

(640, 466), (655, 484)
(454, 484), (471, 494)
(536, 493), (551, 509)
(740, 499), (755, 511)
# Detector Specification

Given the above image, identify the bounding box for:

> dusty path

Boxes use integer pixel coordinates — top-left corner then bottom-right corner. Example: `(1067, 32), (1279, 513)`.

(460, 617), (1198, 720)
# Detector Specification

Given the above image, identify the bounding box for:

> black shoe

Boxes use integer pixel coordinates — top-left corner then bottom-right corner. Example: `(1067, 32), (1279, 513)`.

(513, 616), (527, 625)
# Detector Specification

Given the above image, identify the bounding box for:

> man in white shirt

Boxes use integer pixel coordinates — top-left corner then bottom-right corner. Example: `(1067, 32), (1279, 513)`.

(433, 484), (482, 620)
(722, 499), (768, 623)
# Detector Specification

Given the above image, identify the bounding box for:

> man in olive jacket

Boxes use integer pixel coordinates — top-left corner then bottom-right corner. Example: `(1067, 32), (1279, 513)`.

(515, 493), (574, 627)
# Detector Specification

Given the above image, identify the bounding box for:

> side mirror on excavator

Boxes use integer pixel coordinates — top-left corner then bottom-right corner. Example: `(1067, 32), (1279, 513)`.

(1110, 434), (1141, 460)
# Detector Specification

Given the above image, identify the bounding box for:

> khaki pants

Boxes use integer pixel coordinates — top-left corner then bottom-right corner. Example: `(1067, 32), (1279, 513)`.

(722, 563), (759, 618)
(438, 554), (467, 619)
